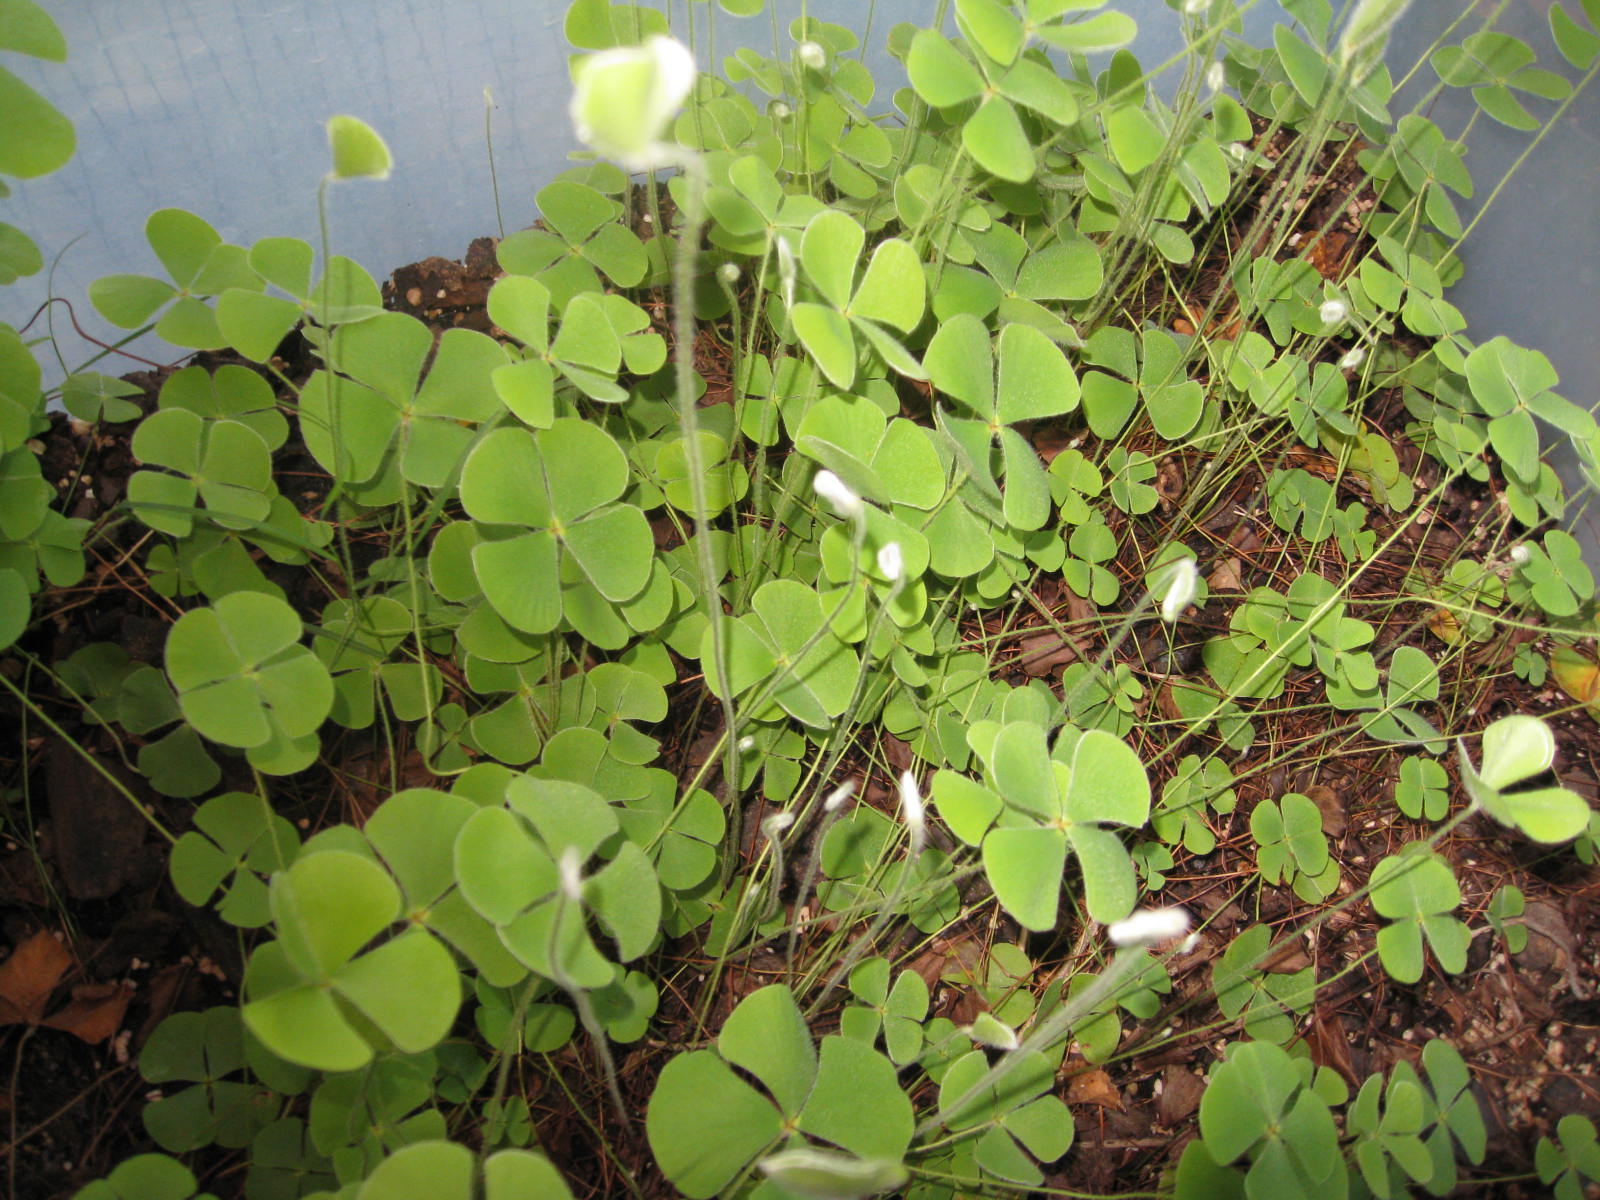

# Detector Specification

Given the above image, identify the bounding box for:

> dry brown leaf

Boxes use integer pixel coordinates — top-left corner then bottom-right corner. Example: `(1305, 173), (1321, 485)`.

(1155, 683), (1185, 723)
(1305, 784), (1347, 838)
(1304, 230), (1352, 280)
(908, 932), (988, 993)
(42, 982), (132, 1045)
(1157, 1065), (1206, 1127)
(1064, 1066), (1124, 1110)
(1064, 588), (1096, 627)
(1427, 607), (1462, 645)
(1261, 936), (1314, 974)
(1208, 556), (1244, 592)
(0, 929), (72, 1026)
(1016, 630), (1084, 677)
(1303, 1009), (1359, 1088)
(1155, 456), (1185, 510)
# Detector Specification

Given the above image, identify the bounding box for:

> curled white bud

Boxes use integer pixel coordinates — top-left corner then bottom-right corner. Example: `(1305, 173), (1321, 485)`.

(824, 779), (858, 812)
(1206, 60), (1225, 92)
(717, 261), (740, 285)
(1225, 141), (1248, 162)
(813, 469), (864, 520)
(1184, 0), (1209, 14)
(738, 735), (757, 753)
(1510, 543), (1531, 565)
(1320, 298), (1349, 328)
(1339, 0), (1412, 73)
(759, 1149), (907, 1196)
(768, 99), (792, 120)
(558, 846), (584, 903)
(762, 812), (795, 840)
(1338, 345), (1366, 370)
(796, 41), (827, 70)
(877, 541), (903, 582)
(775, 233), (798, 312)
(1108, 906), (1192, 948)
(1159, 557), (1199, 623)
(965, 1011), (1020, 1051)
(898, 770), (925, 831)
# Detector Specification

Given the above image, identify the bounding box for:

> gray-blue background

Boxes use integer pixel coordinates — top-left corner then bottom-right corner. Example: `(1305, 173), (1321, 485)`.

(3, 1), (1594, 549)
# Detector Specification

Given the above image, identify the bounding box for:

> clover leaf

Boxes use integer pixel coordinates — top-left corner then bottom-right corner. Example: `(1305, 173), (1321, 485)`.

(937, 1047), (1074, 1188)
(89, 209), (259, 349)
(1197, 1040), (1344, 1196)
(647, 984), (913, 1198)
(1458, 714), (1591, 843)
(703, 579), (862, 728)
(460, 419), (654, 635)
(790, 208), (926, 389)
(242, 849), (461, 1072)
(355, 1141), (575, 1200)
(933, 720), (1150, 929)
(170, 791), (300, 928)
(164, 591), (334, 774)
(1369, 847), (1468, 984)
(299, 311), (508, 493)
(129, 407), (276, 538)
(139, 1007), (279, 1153)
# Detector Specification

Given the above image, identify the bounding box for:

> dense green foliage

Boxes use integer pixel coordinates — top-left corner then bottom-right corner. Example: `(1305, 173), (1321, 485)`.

(4, 0), (1600, 1196)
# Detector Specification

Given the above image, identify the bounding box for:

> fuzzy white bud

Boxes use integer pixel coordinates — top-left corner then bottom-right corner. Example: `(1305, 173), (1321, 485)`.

(796, 41), (827, 70)
(1320, 298), (1349, 328)
(1184, 0), (1208, 14)
(877, 541), (903, 582)
(1510, 543), (1531, 565)
(569, 36), (696, 173)
(1159, 558), (1199, 623)
(718, 262), (740, 285)
(1108, 906), (1192, 948)
(1338, 345), (1366, 370)
(762, 812), (795, 840)
(775, 233), (798, 312)
(1339, 0), (1412, 73)
(738, 735), (757, 753)
(825, 779), (858, 812)
(965, 1011), (1020, 1050)
(813, 469), (864, 519)
(1206, 60), (1225, 92)
(768, 99), (792, 120)
(898, 770), (925, 831)
(558, 846), (584, 903)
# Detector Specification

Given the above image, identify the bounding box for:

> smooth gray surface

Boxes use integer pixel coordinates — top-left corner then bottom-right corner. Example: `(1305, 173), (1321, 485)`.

(1387, 0), (1600, 555)
(1, 0), (1270, 361)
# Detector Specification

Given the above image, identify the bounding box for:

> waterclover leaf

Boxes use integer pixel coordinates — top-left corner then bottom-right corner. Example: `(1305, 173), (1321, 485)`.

(649, 984), (911, 1198)
(139, 1006), (286, 1154)
(460, 420), (653, 633)
(790, 209), (926, 388)
(130, 408), (276, 538)
(170, 791), (300, 928)
(1369, 847), (1467, 983)
(300, 311), (507, 491)
(90, 209), (258, 349)
(1458, 714), (1591, 842)
(165, 591), (333, 773)
(243, 850), (460, 1071)
(1198, 1040), (1343, 1194)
